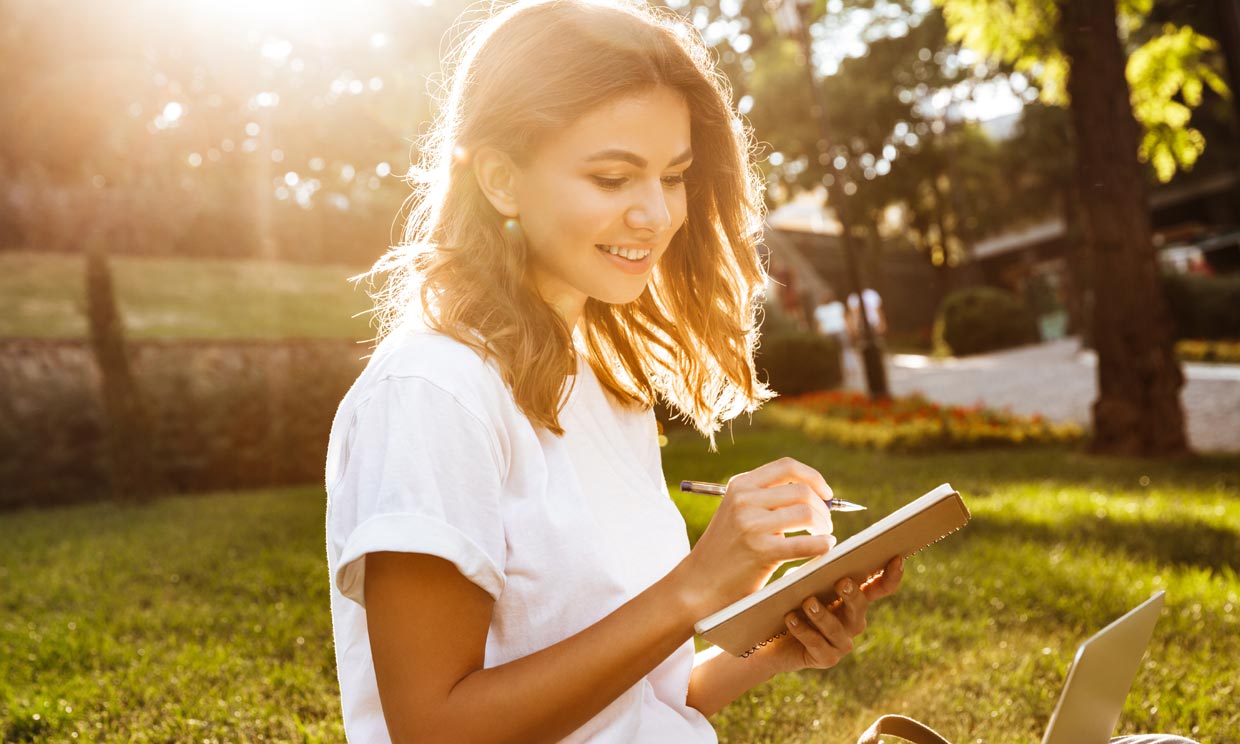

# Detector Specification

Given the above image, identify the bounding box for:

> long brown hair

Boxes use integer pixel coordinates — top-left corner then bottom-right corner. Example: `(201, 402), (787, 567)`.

(366, 0), (771, 443)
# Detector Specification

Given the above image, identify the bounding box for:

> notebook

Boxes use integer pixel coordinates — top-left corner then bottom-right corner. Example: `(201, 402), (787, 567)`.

(695, 483), (970, 657)
(1041, 591), (1166, 744)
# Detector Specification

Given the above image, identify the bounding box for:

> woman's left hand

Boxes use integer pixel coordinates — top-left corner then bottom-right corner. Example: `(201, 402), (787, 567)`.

(760, 555), (905, 676)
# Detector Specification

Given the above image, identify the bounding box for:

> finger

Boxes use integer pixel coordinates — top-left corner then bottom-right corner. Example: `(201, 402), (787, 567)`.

(832, 578), (868, 636)
(754, 502), (834, 537)
(801, 596), (854, 653)
(861, 556), (905, 601)
(746, 482), (830, 510)
(770, 533), (835, 561)
(785, 611), (841, 669)
(730, 457), (834, 503)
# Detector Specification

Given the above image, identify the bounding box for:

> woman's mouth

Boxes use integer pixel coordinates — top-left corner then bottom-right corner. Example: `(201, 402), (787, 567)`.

(595, 244), (652, 261)
(595, 243), (656, 275)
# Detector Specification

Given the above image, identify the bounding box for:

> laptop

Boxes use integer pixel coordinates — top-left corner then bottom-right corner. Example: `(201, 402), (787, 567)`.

(1042, 591), (1166, 744)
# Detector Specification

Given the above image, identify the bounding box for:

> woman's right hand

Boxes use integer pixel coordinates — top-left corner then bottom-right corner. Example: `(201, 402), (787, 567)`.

(676, 457), (838, 619)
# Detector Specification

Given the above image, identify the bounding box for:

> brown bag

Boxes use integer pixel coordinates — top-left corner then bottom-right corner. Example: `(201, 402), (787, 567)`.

(857, 715), (953, 744)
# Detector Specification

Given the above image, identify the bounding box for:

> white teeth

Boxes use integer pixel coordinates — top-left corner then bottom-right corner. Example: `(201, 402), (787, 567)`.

(597, 244), (651, 261)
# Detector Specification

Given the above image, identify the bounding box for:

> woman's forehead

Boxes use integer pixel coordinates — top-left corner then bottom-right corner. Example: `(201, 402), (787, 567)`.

(543, 87), (692, 167)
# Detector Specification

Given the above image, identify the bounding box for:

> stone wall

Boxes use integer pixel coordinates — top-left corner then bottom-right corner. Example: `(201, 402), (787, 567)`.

(0, 338), (367, 510)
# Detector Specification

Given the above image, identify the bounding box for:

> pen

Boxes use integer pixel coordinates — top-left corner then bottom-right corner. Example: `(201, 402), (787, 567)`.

(679, 480), (867, 512)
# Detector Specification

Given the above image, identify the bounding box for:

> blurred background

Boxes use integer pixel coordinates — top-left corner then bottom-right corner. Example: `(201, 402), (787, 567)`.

(2, 2), (1240, 741)
(1, 0), (1237, 503)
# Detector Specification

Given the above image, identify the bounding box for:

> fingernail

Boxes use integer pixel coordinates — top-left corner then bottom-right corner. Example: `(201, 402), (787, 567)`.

(807, 598), (821, 614)
(787, 613), (800, 627)
(841, 580), (854, 595)
(895, 556), (905, 571)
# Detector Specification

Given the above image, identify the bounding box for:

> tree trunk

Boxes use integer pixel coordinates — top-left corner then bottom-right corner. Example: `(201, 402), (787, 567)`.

(1057, 0), (1189, 456)
(87, 246), (160, 501)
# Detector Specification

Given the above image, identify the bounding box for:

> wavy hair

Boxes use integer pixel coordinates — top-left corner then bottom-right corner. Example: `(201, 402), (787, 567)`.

(365, 0), (772, 443)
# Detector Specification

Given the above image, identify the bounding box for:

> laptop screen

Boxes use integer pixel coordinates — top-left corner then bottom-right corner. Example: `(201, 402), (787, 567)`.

(1042, 592), (1165, 744)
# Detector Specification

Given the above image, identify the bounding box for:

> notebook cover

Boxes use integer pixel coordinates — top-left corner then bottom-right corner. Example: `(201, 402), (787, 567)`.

(696, 483), (970, 657)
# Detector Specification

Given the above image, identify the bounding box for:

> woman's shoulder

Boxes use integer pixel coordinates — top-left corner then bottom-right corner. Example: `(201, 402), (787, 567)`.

(357, 325), (511, 414)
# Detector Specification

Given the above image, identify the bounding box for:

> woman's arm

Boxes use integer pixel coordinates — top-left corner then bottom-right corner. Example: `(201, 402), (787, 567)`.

(685, 645), (779, 718)
(366, 550), (705, 744)
(366, 457), (838, 744)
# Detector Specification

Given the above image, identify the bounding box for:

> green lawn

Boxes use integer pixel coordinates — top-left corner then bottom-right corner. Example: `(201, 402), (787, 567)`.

(0, 252), (374, 340)
(3, 422), (1238, 742)
(0, 253), (90, 339)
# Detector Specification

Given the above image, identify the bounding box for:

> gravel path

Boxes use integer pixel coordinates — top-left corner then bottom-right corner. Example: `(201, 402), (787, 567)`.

(841, 338), (1240, 453)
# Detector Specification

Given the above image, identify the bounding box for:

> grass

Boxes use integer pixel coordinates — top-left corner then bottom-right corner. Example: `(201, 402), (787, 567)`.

(0, 253), (90, 339)
(3, 420), (1238, 742)
(0, 252), (374, 341)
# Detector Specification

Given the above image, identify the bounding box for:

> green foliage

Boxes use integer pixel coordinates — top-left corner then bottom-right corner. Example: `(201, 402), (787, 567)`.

(0, 340), (363, 510)
(0, 0), (469, 263)
(937, 0), (1068, 103)
(756, 331), (843, 397)
(934, 286), (1039, 356)
(1128, 24), (1232, 182)
(936, 0), (1232, 183)
(1161, 273), (1240, 341)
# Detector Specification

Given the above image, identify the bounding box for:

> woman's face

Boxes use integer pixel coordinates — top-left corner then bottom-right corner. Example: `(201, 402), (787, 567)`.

(511, 86), (692, 327)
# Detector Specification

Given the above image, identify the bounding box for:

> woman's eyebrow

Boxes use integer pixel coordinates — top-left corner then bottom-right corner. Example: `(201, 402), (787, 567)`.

(584, 147), (694, 168)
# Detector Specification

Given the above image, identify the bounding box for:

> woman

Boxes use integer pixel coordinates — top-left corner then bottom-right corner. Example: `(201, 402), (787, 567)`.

(324, 0), (903, 741)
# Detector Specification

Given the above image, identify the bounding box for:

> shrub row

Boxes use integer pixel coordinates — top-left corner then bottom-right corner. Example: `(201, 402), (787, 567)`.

(933, 286), (1039, 357)
(0, 339), (366, 510)
(765, 390), (1085, 452)
(756, 332), (843, 397)
(1162, 273), (1240, 341)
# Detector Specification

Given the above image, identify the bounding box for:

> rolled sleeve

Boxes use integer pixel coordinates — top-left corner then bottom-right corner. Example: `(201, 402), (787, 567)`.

(335, 512), (506, 606)
(327, 375), (507, 607)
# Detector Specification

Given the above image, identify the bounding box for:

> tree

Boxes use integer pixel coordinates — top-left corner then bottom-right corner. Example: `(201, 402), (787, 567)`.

(740, 5), (1048, 301)
(1059, 0), (1188, 455)
(937, 0), (1231, 455)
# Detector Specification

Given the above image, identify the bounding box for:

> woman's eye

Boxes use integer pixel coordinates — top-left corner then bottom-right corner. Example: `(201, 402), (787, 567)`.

(592, 176), (627, 191)
(662, 174), (687, 188)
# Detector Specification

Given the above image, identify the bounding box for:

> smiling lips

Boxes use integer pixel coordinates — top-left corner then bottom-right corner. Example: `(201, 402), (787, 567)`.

(596, 244), (653, 261)
(595, 243), (657, 274)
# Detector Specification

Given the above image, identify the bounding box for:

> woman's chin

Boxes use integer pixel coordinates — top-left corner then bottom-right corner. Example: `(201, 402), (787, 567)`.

(592, 284), (649, 306)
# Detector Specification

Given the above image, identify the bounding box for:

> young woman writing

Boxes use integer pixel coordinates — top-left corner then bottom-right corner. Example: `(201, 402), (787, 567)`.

(325, 0), (903, 740)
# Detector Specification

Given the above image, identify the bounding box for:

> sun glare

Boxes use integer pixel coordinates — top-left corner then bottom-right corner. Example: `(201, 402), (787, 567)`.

(173, 0), (410, 42)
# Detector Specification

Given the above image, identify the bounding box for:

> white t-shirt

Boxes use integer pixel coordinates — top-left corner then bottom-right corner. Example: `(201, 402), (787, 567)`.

(325, 326), (717, 743)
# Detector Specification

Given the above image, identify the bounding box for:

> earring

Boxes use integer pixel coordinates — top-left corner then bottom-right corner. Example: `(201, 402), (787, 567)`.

(503, 217), (521, 237)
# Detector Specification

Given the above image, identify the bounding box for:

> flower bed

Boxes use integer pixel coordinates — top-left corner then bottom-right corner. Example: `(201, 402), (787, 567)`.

(1176, 339), (1240, 364)
(766, 390), (1085, 452)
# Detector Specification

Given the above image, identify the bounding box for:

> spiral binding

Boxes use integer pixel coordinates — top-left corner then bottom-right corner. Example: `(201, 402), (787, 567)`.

(740, 630), (788, 658)
(736, 515), (969, 659)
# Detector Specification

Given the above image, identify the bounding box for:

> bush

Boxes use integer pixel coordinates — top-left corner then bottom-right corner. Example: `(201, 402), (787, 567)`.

(756, 332), (843, 397)
(0, 339), (364, 510)
(766, 391), (1086, 452)
(1161, 273), (1240, 340)
(1176, 339), (1240, 364)
(934, 287), (1038, 356)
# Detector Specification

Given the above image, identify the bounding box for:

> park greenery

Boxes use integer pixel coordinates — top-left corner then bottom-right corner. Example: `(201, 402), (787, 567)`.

(4, 0), (1236, 459)
(766, 390), (1085, 451)
(3, 425), (1237, 742)
(2, 1), (1238, 738)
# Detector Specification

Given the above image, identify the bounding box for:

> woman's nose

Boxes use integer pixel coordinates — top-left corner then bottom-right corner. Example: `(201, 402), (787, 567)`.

(625, 180), (673, 234)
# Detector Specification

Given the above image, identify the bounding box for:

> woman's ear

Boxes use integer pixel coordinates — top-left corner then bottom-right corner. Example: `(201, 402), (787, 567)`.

(472, 147), (521, 218)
